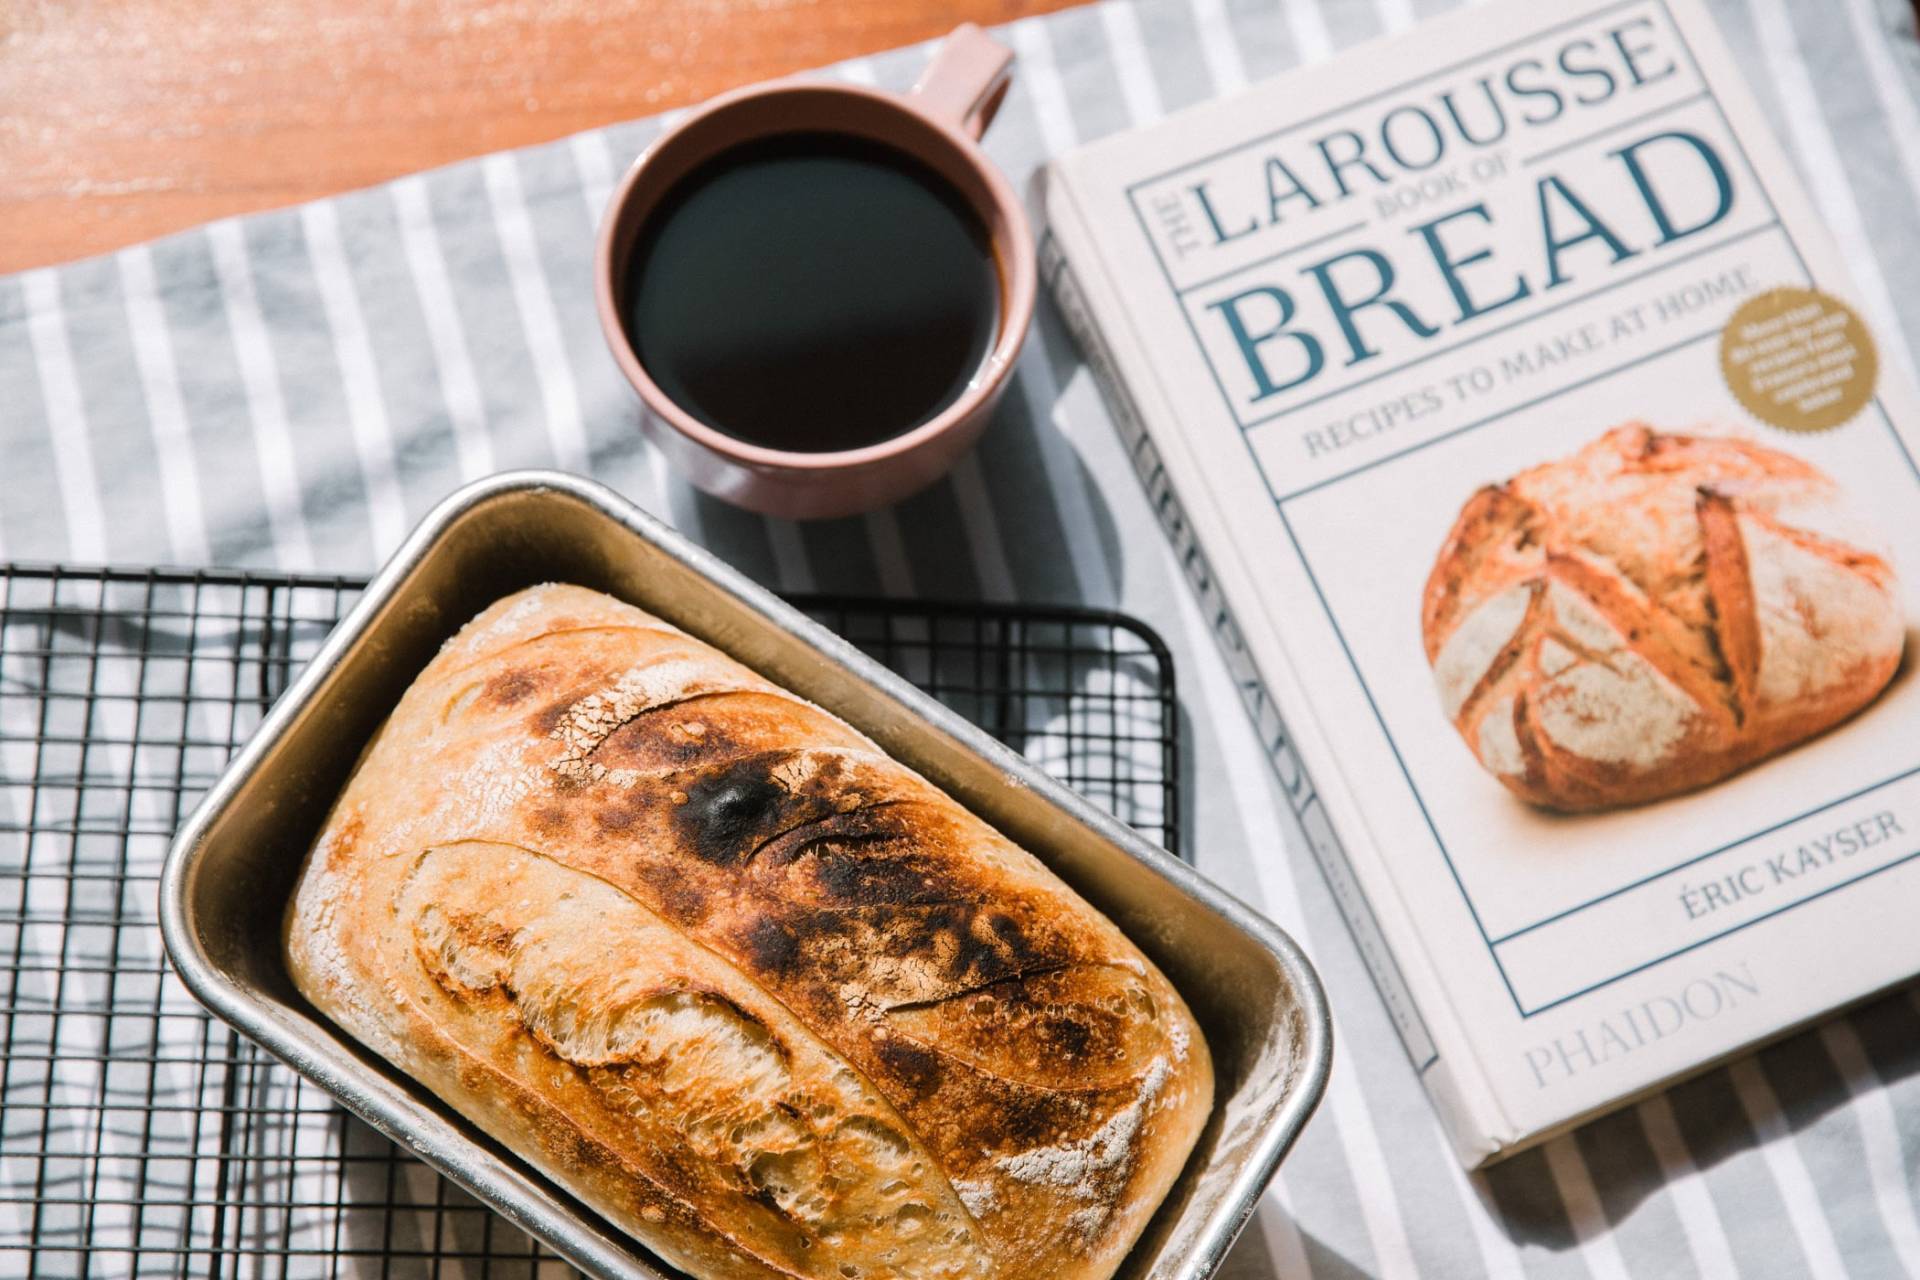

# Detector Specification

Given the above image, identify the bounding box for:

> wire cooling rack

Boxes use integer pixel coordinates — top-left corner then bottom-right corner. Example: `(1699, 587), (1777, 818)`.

(0, 563), (1181, 1279)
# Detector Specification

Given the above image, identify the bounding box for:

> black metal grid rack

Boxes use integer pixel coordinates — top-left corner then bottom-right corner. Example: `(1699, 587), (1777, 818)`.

(0, 563), (1181, 1279)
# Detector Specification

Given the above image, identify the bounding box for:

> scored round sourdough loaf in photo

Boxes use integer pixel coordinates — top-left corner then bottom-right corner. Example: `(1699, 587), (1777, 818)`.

(1422, 424), (1906, 812)
(283, 585), (1212, 1280)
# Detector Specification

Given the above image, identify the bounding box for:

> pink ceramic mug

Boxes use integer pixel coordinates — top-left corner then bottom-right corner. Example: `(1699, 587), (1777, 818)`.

(594, 25), (1036, 521)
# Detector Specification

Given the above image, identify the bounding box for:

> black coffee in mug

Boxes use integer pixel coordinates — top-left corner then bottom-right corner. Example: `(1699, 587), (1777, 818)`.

(622, 132), (1001, 454)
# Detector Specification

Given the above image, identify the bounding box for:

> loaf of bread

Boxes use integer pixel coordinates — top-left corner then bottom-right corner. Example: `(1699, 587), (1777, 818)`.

(284, 584), (1211, 1280)
(1422, 424), (1905, 811)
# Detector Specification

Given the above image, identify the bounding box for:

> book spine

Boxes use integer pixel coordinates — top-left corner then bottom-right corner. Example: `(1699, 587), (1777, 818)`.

(1040, 224), (1440, 1078)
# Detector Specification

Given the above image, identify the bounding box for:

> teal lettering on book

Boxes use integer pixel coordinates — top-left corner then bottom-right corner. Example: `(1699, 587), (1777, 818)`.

(1185, 15), (1673, 247)
(1208, 287), (1326, 399)
(1202, 129), (1737, 402)
(1612, 131), (1734, 246)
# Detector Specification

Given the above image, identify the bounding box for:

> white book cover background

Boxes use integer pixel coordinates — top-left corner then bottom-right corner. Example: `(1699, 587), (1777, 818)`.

(1040, 0), (1920, 1164)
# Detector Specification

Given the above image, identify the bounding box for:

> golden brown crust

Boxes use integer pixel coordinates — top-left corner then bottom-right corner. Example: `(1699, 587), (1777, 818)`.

(1422, 425), (1905, 811)
(284, 585), (1212, 1280)
(1420, 484), (1540, 665)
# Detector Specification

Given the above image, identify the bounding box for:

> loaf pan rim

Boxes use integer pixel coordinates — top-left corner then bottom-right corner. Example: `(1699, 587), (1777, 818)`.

(158, 469), (1332, 1280)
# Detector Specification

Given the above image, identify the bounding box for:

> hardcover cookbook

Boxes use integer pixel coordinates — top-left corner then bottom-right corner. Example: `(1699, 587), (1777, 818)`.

(1040, 0), (1920, 1164)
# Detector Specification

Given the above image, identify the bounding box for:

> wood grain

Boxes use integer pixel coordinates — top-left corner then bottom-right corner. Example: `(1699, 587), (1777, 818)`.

(0, 0), (1081, 273)
(8, 0), (1915, 273)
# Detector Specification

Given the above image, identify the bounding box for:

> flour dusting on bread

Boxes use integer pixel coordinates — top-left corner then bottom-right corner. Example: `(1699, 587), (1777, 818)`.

(284, 584), (1214, 1280)
(1741, 516), (1904, 704)
(1432, 584), (1531, 720)
(994, 1057), (1174, 1243)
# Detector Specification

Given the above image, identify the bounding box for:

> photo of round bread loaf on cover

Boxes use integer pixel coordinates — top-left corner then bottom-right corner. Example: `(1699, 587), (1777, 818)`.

(1420, 424), (1908, 812)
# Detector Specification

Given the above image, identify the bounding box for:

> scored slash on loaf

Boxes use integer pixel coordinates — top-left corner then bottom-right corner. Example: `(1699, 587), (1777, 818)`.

(284, 584), (1212, 1280)
(1421, 424), (1906, 812)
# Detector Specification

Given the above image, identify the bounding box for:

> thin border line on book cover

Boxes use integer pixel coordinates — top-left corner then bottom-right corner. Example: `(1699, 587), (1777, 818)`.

(1115, 0), (1920, 1018)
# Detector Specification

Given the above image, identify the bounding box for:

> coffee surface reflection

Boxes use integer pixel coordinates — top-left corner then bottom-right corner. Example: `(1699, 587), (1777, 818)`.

(624, 132), (1000, 454)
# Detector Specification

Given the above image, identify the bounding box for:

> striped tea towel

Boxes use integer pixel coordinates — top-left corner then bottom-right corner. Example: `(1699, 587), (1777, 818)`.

(4, 0), (1920, 1275)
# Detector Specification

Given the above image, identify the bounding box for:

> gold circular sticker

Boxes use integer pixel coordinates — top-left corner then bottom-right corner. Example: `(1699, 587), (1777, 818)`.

(1720, 286), (1877, 433)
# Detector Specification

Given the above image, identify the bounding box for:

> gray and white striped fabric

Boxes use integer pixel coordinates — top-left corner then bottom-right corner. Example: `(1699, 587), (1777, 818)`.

(5, 0), (1920, 1274)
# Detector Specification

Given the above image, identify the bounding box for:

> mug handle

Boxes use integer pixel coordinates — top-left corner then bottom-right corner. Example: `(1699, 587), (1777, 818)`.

(910, 24), (1015, 142)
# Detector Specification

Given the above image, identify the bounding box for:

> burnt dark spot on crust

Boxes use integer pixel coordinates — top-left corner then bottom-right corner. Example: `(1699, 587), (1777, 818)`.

(879, 964), (1164, 1093)
(986, 913), (1026, 954)
(874, 1034), (941, 1095)
(1050, 1016), (1093, 1062)
(531, 698), (572, 737)
(855, 900), (978, 970)
(805, 840), (944, 906)
(994, 1088), (1067, 1147)
(594, 704), (747, 772)
(756, 807), (903, 869)
(529, 804), (569, 835)
(484, 668), (539, 707)
(592, 791), (650, 833)
(752, 805), (959, 906)
(754, 896), (1073, 1018)
(674, 758), (790, 865)
(741, 916), (800, 975)
(950, 910), (1046, 987)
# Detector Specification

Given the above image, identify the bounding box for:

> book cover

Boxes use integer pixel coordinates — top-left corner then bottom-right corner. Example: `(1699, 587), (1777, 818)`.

(1040, 0), (1920, 1164)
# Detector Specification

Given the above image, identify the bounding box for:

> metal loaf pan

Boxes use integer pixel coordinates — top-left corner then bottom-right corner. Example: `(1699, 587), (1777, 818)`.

(158, 472), (1331, 1280)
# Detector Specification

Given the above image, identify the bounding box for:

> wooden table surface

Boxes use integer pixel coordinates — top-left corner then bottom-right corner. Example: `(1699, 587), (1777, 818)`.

(0, 0), (1080, 274)
(9, 0), (1916, 274)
